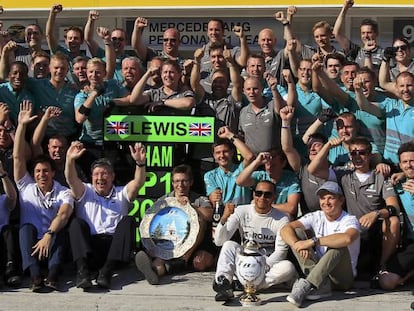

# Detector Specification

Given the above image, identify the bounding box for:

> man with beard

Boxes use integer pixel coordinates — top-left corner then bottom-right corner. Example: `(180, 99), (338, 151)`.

(308, 136), (400, 279)
(355, 71), (414, 165)
(84, 10), (131, 83)
(213, 180), (297, 302)
(236, 148), (301, 220)
(379, 142), (414, 290)
(65, 140), (146, 289)
(0, 60), (34, 124)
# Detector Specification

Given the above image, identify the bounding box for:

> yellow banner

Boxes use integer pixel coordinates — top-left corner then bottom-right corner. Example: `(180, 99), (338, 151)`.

(2, 0), (414, 9)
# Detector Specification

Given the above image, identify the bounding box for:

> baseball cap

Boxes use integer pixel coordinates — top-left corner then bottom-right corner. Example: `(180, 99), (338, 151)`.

(316, 181), (343, 196)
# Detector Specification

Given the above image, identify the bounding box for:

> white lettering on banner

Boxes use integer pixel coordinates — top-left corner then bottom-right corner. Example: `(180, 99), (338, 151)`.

(131, 17), (275, 51)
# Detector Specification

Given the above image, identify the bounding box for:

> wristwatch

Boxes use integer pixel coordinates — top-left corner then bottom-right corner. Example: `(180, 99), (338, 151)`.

(311, 236), (320, 247)
(46, 229), (55, 236)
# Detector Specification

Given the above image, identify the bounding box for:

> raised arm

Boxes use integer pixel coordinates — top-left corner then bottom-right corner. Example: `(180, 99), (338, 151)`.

(190, 47), (205, 100)
(0, 40), (17, 80)
(126, 142), (146, 201)
(13, 101), (37, 182)
(31, 106), (62, 157)
(96, 27), (115, 79)
(131, 17), (149, 62)
(65, 141), (86, 199)
(353, 74), (384, 118)
(217, 126), (254, 167)
(333, 0), (353, 53)
(286, 39), (300, 78)
(307, 138), (343, 179)
(379, 51), (399, 96)
(233, 25), (249, 68)
(46, 4), (63, 53)
(129, 67), (154, 105)
(223, 46), (243, 102)
(75, 90), (99, 124)
(84, 10), (100, 56)
(280, 106), (301, 173)
(236, 152), (269, 187)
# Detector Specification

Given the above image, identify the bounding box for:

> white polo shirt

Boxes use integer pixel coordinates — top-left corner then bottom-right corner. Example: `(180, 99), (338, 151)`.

(75, 183), (130, 235)
(17, 172), (74, 239)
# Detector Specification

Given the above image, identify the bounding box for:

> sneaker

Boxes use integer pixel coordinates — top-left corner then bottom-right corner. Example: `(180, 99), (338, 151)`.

(306, 278), (332, 300)
(232, 279), (244, 291)
(76, 269), (92, 289)
(213, 275), (234, 302)
(286, 278), (312, 307)
(96, 270), (111, 289)
(135, 251), (159, 285)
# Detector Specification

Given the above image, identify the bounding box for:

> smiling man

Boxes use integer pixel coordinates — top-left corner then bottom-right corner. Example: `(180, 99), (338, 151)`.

(281, 181), (360, 307)
(308, 136), (400, 279)
(65, 140), (146, 289)
(212, 180), (297, 302)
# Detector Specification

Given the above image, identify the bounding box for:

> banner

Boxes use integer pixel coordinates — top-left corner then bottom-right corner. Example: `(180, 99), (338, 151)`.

(104, 115), (215, 143)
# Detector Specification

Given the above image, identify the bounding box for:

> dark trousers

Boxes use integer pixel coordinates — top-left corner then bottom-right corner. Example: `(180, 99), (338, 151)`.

(19, 223), (65, 272)
(69, 216), (135, 270)
(0, 225), (21, 272)
(386, 239), (414, 276)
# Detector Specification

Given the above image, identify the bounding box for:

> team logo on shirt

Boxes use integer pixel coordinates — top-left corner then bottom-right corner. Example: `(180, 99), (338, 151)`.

(188, 123), (212, 137)
(106, 121), (129, 135)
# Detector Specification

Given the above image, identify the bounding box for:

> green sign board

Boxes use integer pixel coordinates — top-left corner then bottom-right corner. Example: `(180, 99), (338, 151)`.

(104, 115), (215, 143)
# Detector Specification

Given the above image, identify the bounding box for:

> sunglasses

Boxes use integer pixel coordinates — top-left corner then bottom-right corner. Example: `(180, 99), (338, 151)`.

(111, 37), (125, 42)
(254, 190), (273, 199)
(163, 38), (177, 43)
(394, 45), (408, 51)
(350, 149), (369, 157)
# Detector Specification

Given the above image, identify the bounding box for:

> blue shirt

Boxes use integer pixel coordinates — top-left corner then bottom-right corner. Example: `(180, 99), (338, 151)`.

(204, 162), (251, 205)
(395, 181), (414, 240)
(0, 82), (34, 124)
(74, 79), (128, 143)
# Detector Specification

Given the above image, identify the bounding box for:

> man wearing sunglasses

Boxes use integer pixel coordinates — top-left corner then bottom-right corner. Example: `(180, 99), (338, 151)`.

(308, 136), (400, 281)
(281, 181), (360, 307)
(212, 180), (297, 302)
(132, 17), (184, 69)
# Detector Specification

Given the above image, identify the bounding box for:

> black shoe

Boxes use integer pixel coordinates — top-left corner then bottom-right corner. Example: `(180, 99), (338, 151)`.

(213, 275), (234, 302)
(76, 270), (92, 289)
(232, 279), (244, 291)
(96, 270), (111, 289)
(44, 279), (59, 291)
(5, 262), (22, 288)
(135, 251), (159, 285)
(31, 276), (44, 292)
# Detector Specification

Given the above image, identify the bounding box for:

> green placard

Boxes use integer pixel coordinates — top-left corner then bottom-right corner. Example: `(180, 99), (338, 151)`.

(104, 115), (215, 143)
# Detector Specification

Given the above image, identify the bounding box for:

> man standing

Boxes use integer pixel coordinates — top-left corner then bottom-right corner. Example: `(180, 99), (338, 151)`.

(281, 181), (360, 307)
(213, 180), (297, 302)
(14, 102), (73, 292)
(65, 140), (146, 289)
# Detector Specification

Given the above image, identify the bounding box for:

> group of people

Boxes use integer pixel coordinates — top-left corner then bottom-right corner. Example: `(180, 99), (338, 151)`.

(0, 0), (413, 307)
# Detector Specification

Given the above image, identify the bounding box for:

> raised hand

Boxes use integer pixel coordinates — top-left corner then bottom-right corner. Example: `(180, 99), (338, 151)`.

(279, 105), (295, 122)
(51, 4), (63, 14)
(130, 142), (146, 164)
(89, 10), (99, 20)
(194, 47), (204, 62)
(217, 126), (234, 139)
(96, 26), (110, 40)
(233, 25), (244, 38)
(43, 106), (62, 120)
(66, 141), (86, 160)
(18, 101), (37, 125)
(135, 17), (148, 29)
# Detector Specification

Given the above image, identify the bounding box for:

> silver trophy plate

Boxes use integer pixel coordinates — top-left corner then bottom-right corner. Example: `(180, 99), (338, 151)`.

(139, 197), (200, 260)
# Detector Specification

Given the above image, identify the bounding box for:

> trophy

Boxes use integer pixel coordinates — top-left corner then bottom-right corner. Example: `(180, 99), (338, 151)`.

(235, 239), (267, 306)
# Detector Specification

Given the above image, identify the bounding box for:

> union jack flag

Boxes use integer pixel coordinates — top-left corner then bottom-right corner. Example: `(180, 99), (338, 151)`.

(188, 123), (212, 136)
(106, 121), (129, 135)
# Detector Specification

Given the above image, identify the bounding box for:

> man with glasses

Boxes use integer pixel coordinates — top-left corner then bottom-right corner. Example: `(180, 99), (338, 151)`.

(308, 136), (400, 280)
(65, 140), (146, 289)
(135, 164), (215, 285)
(212, 180), (297, 302)
(281, 181), (360, 307)
(132, 17), (183, 69)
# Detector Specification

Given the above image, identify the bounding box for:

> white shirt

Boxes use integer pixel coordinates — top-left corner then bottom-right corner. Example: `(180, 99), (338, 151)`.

(215, 204), (289, 267)
(75, 183), (130, 235)
(17, 172), (73, 239)
(299, 210), (361, 276)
